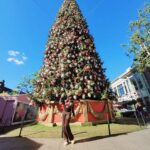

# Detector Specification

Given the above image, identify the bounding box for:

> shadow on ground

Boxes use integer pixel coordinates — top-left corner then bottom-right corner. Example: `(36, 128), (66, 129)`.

(116, 117), (150, 126)
(75, 133), (127, 144)
(74, 132), (87, 136)
(0, 137), (42, 150)
(0, 122), (38, 135)
(23, 131), (47, 137)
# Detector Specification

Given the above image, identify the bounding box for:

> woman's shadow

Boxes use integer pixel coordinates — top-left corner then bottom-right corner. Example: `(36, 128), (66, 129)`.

(75, 133), (127, 144)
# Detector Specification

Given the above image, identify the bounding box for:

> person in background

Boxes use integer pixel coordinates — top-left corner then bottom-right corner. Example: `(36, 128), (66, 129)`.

(61, 96), (75, 145)
(145, 100), (150, 114)
(135, 100), (144, 117)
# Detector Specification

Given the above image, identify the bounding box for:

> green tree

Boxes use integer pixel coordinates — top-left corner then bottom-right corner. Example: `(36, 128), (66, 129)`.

(33, 0), (108, 103)
(17, 74), (37, 95)
(126, 3), (150, 71)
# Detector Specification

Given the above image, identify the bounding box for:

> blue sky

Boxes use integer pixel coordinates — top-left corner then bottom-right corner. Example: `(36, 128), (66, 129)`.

(0, 0), (148, 89)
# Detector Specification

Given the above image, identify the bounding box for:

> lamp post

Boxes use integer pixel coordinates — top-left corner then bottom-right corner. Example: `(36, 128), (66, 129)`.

(19, 102), (32, 137)
(106, 99), (111, 136)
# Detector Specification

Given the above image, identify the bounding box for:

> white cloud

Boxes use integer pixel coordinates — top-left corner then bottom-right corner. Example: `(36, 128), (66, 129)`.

(7, 57), (24, 65)
(22, 56), (28, 60)
(7, 50), (27, 65)
(8, 50), (20, 57)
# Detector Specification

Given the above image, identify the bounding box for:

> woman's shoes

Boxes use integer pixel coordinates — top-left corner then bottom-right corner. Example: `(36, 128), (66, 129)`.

(64, 141), (69, 146)
(71, 140), (75, 144)
(64, 140), (75, 146)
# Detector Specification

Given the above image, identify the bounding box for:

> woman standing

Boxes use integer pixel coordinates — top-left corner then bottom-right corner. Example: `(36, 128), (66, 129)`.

(62, 97), (75, 145)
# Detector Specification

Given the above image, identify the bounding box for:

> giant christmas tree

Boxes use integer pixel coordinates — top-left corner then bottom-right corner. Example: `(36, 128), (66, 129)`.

(33, 0), (108, 103)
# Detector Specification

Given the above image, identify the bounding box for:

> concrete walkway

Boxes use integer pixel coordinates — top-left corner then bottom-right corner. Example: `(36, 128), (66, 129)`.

(0, 126), (150, 150)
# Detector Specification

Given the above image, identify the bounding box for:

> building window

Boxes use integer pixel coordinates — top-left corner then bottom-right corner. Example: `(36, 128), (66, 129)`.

(126, 80), (131, 92)
(137, 79), (143, 89)
(130, 79), (138, 90)
(113, 87), (118, 96)
(123, 82), (128, 94)
(117, 84), (125, 96)
(148, 88), (150, 95)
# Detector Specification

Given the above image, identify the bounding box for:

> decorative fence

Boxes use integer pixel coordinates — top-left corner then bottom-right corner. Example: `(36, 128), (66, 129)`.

(38, 100), (115, 126)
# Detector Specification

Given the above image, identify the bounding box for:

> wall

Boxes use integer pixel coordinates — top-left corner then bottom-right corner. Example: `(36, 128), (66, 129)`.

(38, 100), (114, 126)
(0, 95), (37, 127)
(0, 97), (15, 126)
(111, 67), (150, 103)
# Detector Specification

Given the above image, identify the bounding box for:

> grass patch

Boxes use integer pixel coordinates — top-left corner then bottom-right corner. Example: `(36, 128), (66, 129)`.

(4, 123), (145, 139)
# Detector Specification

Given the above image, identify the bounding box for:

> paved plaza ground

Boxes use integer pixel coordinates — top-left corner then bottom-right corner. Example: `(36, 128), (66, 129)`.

(0, 125), (150, 150)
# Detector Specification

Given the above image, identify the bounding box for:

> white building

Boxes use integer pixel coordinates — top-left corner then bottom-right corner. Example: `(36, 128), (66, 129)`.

(111, 67), (150, 103)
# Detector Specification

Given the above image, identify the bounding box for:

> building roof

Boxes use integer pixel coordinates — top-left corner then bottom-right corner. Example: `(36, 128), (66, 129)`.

(111, 67), (135, 84)
(0, 80), (13, 93)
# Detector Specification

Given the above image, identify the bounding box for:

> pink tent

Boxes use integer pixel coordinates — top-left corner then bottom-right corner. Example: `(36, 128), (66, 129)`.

(0, 95), (37, 127)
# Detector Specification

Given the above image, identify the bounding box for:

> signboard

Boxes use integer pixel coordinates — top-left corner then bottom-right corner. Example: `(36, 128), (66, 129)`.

(13, 102), (37, 124)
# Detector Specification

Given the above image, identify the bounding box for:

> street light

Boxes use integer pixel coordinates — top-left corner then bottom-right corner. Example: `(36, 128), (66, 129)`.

(19, 101), (33, 137)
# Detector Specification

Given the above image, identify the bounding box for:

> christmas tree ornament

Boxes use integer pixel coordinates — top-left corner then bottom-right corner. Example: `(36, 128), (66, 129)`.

(75, 84), (79, 89)
(73, 95), (77, 100)
(84, 76), (88, 80)
(89, 75), (93, 79)
(61, 93), (65, 98)
(70, 84), (74, 88)
(77, 91), (81, 96)
(82, 94), (86, 99)
(80, 77), (83, 81)
(87, 85), (91, 89)
(87, 80), (91, 84)
(93, 94), (96, 98)
(42, 91), (46, 96)
(88, 93), (91, 98)
(61, 73), (65, 78)
(84, 88), (88, 93)
(79, 86), (82, 91)
(61, 87), (64, 91)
